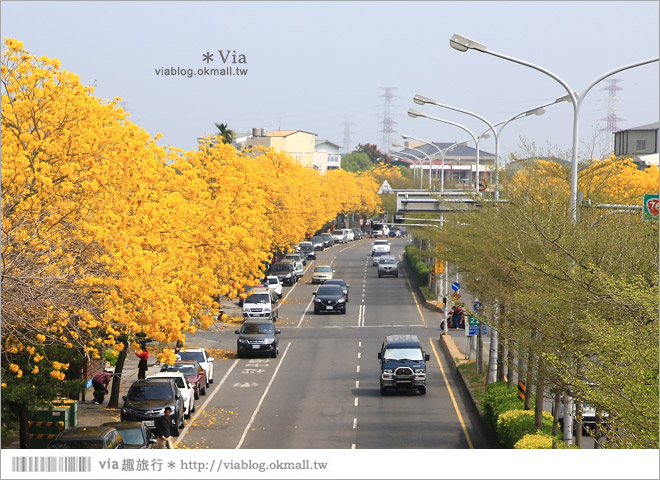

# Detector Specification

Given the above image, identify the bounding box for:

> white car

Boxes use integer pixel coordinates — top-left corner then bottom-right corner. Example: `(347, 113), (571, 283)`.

(264, 275), (283, 298)
(371, 240), (391, 255)
(342, 228), (354, 241)
(177, 348), (214, 386)
(332, 230), (347, 244)
(312, 265), (334, 284)
(147, 372), (195, 419)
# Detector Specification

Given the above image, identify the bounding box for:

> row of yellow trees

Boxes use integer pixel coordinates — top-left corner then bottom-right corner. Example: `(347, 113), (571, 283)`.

(0, 39), (383, 442)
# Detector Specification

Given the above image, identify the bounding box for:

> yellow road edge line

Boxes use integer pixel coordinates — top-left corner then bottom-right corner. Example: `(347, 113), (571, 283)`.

(429, 338), (474, 449)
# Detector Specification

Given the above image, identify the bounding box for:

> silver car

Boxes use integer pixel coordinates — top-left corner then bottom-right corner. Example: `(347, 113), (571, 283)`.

(377, 256), (399, 277)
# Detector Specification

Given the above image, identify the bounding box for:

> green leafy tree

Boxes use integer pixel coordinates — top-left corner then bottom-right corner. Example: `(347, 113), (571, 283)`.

(341, 152), (372, 172)
(355, 143), (390, 163)
(214, 122), (235, 145)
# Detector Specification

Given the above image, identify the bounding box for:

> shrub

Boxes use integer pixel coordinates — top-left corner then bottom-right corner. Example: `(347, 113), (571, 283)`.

(104, 349), (119, 367)
(514, 432), (575, 449)
(482, 382), (524, 429)
(496, 409), (554, 448)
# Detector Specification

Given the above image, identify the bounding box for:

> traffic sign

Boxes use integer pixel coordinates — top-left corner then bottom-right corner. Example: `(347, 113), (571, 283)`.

(482, 325), (488, 336)
(451, 292), (461, 300)
(468, 325), (479, 336)
(473, 300), (483, 312)
(451, 281), (461, 292)
(643, 194), (659, 221)
(478, 179), (488, 192)
(468, 316), (479, 326)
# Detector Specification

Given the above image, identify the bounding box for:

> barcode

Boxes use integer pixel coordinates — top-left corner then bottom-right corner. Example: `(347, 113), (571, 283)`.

(12, 456), (91, 472)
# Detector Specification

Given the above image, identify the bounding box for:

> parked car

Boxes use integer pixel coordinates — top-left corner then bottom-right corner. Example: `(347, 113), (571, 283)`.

(352, 228), (363, 240)
(270, 261), (297, 286)
(378, 334), (429, 395)
(242, 288), (279, 321)
(372, 250), (388, 266)
(324, 279), (349, 301)
(263, 275), (283, 298)
(371, 239), (391, 255)
(312, 265), (334, 284)
(320, 233), (335, 248)
(332, 230), (347, 244)
(313, 284), (347, 314)
(235, 319), (280, 358)
(48, 426), (125, 449)
(377, 256), (399, 277)
(342, 228), (354, 241)
(310, 236), (325, 251)
(177, 348), (214, 385)
(147, 371), (195, 418)
(161, 361), (207, 398)
(285, 259), (304, 281)
(285, 252), (306, 266)
(238, 282), (268, 306)
(120, 378), (186, 436)
(101, 421), (156, 449)
(298, 241), (316, 260)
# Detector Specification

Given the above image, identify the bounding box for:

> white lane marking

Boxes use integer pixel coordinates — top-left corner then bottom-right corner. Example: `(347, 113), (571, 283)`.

(176, 359), (239, 445)
(308, 324), (426, 329)
(297, 296), (316, 328)
(354, 398), (359, 407)
(357, 352), (361, 359)
(353, 418), (358, 429)
(358, 342), (362, 348)
(235, 342), (292, 449)
(352, 444), (356, 449)
(355, 380), (359, 388)
(356, 365), (360, 373)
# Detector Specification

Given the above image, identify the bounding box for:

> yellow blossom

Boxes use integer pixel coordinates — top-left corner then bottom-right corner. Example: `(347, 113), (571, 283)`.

(9, 363), (19, 372)
(36, 334), (46, 343)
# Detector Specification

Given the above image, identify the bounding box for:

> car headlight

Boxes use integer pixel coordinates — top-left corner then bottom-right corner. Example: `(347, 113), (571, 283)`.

(238, 338), (250, 344)
(337, 298), (345, 303)
(262, 338), (275, 344)
(285, 273), (291, 278)
(382, 370), (393, 380)
(314, 298), (322, 303)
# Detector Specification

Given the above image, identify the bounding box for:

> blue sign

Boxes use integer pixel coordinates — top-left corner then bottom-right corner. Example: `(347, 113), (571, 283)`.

(451, 281), (461, 292)
(468, 325), (479, 336)
(473, 300), (483, 311)
(482, 325), (488, 336)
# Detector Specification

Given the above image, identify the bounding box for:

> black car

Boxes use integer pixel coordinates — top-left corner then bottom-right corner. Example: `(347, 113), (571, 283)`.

(101, 421), (156, 449)
(48, 426), (125, 449)
(352, 228), (363, 240)
(299, 242), (317, 260)
(313, 284), (346, 314)
(324, 279), (349, 301)
(270, 262), (297, 286)
(319, 233), (335, 248)
(378, 335), (430, 395)
(236, 319), (280, 358)
(121, 378), (186, 436)
(310, 236), (325, 251)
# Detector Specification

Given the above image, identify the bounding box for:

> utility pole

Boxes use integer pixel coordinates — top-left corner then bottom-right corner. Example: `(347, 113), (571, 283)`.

(379, 87), (397, 154)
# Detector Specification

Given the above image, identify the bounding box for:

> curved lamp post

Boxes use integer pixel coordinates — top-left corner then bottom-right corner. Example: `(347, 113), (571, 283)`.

(449, 33), (659, 220)
(400, 134), (467, 192)
(408, 109), (484, 193)
(391, 152), (424, 189)
(393, 141), (437, 190)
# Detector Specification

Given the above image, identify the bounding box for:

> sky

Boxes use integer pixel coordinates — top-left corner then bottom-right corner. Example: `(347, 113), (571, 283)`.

(1, 1), (658, 163)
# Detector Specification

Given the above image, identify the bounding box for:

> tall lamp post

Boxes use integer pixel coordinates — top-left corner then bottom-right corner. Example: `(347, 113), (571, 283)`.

(401, 134), (468, 192)
(391, 152), (424, 189)
(392, 143), (436, 190)
(449, 33), (659, 220)
(408, 110), (486, 193)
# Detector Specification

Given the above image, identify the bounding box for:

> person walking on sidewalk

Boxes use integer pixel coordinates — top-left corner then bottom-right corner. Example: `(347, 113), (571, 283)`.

(155, 407), (174, 449)
(91, 370), (112, 405)
(135, 341), (149, 380)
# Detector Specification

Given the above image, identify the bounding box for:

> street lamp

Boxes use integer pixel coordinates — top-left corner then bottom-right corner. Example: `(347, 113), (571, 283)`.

(408, 109), (484, 193)
(391, 151), (424, 189)
(401, 134), (468, 193)
(449, 33), (659, 219)
(392, 142), (435, 190)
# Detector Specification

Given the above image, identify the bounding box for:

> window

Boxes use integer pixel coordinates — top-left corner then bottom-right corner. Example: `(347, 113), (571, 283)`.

(636, 139), (647, 151)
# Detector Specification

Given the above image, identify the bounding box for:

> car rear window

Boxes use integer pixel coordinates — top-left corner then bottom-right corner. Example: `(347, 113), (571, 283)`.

(178, 351), (205, 362)
(162, 364), (197, 376)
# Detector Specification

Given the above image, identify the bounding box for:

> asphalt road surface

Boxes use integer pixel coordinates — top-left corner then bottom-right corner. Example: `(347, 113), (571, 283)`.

(175, 238), (491, 449)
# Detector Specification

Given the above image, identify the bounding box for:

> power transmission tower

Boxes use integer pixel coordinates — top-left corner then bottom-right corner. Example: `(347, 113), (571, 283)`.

(599, 79), (625, 154)
(379, 87), (397, 155)
(342, 117), (353, 153)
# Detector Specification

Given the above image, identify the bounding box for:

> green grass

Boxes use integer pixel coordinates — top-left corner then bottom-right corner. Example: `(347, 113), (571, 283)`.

(419, 285), (435, 301)
(458, 361), (488, 406)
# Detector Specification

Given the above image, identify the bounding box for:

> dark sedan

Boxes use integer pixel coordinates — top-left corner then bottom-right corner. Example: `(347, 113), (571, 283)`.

(313, 284), (346, 314)
(120, 378), (186, 436)
(101, 421), (156, 449)
(235, 319), (280, 358)
(48, 426), (125, 449)
(324, 279), (349, 301)
(161, 361), (207, 399)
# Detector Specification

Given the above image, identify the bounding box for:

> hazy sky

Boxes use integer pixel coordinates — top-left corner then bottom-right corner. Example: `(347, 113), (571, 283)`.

(2, 1), (658, 161)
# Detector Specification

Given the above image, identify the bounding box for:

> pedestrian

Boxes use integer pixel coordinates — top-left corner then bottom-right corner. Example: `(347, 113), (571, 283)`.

(451, 305), (464, 330)
(155, 407), (174, 449)
(135, 341), (149, 379)
(174, 347), (181, 361)
(91, 370), (112, 405)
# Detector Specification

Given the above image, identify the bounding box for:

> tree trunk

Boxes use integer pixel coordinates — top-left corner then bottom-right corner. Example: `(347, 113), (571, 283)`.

(486, 327), (498, 384)
(524, 350), (534, 410)
(534, 362), (545, 429)
(107, 342), (128, 408)
(574, 402), (583, 448)
(496, 335), (506, 382)
(10, 402), (30, 449)
(507, 345), (515, 388)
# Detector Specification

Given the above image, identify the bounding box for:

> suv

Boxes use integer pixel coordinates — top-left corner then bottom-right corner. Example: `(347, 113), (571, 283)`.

(242, 288), (279, 321)
(270, 261), (297, 286)
(285, 252), (306, 266)
(298, 241), (317, 260)
(48, 426), (125, 449)
(371, 239), (391, 255)
(235, 319), (281, 358)
(377, 256), (399, 277)
(121, 378), (186, 435)
(378, 335), (430, 395)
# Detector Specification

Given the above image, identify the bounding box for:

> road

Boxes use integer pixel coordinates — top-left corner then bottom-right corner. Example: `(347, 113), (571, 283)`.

(174, 237), (491, 449)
